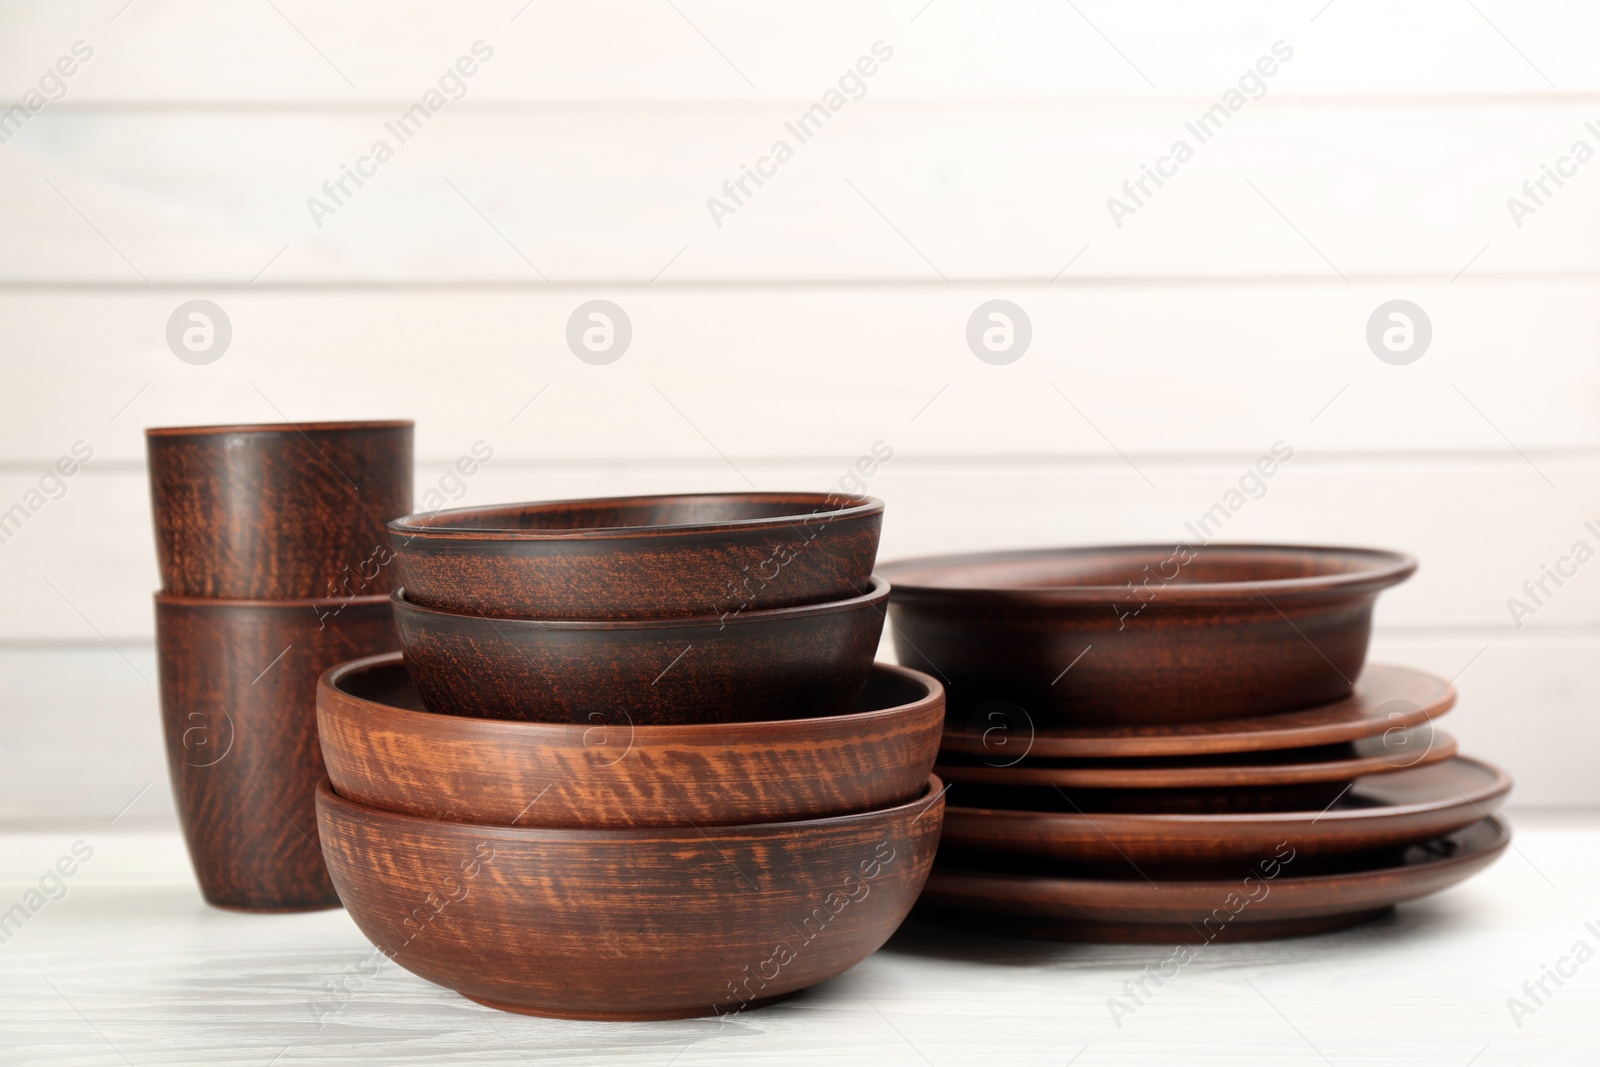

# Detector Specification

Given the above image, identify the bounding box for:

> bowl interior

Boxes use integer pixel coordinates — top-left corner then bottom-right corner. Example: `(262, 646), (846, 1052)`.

(887, 545), (1405, 591)
(399, 493), (869, 534)
(338, 653), (929, 720)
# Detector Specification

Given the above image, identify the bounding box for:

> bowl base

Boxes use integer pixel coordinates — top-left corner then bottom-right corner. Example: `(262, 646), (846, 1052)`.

(914, 905), (1394, 943)
(462, 989), (796, 1021)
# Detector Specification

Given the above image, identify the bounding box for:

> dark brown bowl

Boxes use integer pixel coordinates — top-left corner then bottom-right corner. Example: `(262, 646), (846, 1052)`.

(316, 776), (944, 1019)
(147, 421), (413, 599)
(388, 492), (884, 620)
(391, 577), (889, 724)
(155, 593), (399, 911)
(318, 653), (943, 827)
(881, 544), (1416, 725)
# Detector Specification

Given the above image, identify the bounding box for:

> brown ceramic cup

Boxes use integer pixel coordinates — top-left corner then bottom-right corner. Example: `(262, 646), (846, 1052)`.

(146, 420), (413, 599)
(155, 593), (398, 911)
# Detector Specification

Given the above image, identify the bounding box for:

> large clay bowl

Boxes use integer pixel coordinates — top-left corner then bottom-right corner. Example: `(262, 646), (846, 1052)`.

(155, 593), (399, 911)
(881, 544), (1416, 725)
(316, 776), (945, 1019)
(938, 757), (1511, 872)
(392, 577), (889, 724)
(319, 653), (943, 827)
(147, 421), (412, 599)
(388, 492), (884, 620)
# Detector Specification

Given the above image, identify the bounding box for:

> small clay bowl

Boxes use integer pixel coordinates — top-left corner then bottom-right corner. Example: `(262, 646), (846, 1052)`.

(881, 544), (1416, 725)
(155, 592), (399, 911)
(388, 492), (884, 620)
(147, 420), (413, 599)
(318, 653), (943, 827)
(392, 577), (889, 724)
(316, 776), (945, 1019)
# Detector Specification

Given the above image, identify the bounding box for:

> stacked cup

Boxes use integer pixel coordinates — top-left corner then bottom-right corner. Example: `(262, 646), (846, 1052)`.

(313, 493), (947, 1019)
(147, 421), (411, 911)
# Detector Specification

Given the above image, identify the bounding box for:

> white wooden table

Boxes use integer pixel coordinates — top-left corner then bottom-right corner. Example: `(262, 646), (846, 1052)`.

(2, 812), (1596, 1066)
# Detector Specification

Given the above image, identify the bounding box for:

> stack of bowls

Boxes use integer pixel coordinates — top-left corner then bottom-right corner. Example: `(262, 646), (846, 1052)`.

(879, 544), (1513, 942)
(147, 421), (411, 911)
(315, 493), (947, 1019)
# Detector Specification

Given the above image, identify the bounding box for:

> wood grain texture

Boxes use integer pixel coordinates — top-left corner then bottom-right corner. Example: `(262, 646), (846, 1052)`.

(935, 728), (1457, 790)
(315, 776), (945, 1019)
(155, 594), (399, 911)
(318, 653), (943, 827)
(938, 663), (1457, 758)
(937, 757), (1512, 871)
(391, 578), (888, 724)
(920, 816), (1510, 943)
(883, 545), (1416, 725)
(146, 422), (412, 599)
(390, 492), (883, 620)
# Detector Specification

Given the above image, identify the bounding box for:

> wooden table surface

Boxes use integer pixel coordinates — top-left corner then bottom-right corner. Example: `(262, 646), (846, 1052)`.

(2, 812), (1596, 1066)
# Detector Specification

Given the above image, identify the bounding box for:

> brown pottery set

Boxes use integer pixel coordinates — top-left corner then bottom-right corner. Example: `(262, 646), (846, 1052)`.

(879, 543), (1512, 942)
(316, 491), (945, 1019)
(148, 421), (411, 911)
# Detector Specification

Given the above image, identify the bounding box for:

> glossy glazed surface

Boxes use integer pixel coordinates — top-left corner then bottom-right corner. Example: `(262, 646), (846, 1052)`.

(882, 544), (1415, 725)
(319, 654), (943, 827)
(147, 421), (412, 599)
(317, 776), (945, 1019)
(938, 757), (1512, 870)
(919, 816), (1508, 942)
(155, 593), (399, 911)
(390, 492), (883, 619)
(392, 578), (889, 724)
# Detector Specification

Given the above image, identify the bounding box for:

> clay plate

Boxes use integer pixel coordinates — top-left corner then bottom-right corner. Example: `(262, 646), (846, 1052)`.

(938, 756), (1511, 870)
(881, 544), (1415, 725)
(939, 664), (1454, 760)
(918, 816), (1509, 942)
(319, 652), (943, 828)
(935, 727), (1456, 790)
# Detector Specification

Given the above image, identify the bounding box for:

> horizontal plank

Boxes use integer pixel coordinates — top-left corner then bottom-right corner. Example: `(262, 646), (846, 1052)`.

(1, 284), (1597, 468)
(2, 0), (1596, 102)
(1, 102), (1595, 282)
(3, 458), (1599, 643)
(3, 631), (1593, 825)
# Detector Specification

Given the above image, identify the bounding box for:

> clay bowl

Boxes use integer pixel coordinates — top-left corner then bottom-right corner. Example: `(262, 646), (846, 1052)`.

(388, 491), (883, 620)
(392, 577), (889, 724)
(881, 544), (1416, 726)
(155, 592), (399, 911)
(316, 776), (945, 1019)
(147, 421), (412, 599)
(319, 653), (943, 827)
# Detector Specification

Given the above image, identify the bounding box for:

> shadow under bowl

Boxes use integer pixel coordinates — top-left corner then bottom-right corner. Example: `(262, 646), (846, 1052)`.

(388, 491), (883, 620)
(391, 577), (889, 724)
(316, 775), (945, 1019)
(880, 543), (1416, 726)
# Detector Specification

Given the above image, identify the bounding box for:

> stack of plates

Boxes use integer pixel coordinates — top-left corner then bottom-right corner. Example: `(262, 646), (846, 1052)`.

(880, 544), (1513, 942)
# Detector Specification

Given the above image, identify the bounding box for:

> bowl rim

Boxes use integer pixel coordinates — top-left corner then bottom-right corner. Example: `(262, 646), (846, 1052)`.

(387, 491), (884, 541)
(879, 543), (1417, 604)
(154, 591), (393, 610)
(146, 420), (413, 437)
(319, 651), (942, 741)
(317, 772), (946, 841)
(940, 756), (1511, 828)
(390, 575), (890, 630)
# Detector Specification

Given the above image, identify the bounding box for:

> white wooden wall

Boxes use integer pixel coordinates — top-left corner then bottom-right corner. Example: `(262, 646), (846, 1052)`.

(2, 1), (1597, 820)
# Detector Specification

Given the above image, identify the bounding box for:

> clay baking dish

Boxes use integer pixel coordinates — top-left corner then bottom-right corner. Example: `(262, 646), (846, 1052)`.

(392, 577), (889, 724)
(388, 492), (883, 620)
(881, 544), (1416, 725)
(319, 652), (943, 827)
(155, 592), (399, 911)
(316, 776), (945, 1019)
(147, 421), (412, 599)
